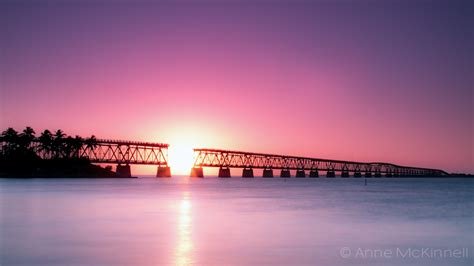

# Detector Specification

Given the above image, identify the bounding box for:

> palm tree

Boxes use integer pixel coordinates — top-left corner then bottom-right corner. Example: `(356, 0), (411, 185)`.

(38, 129), (53, 159)
(73, 136), (84, 158)
(85, 135), (98, 150)
(84, 135), (98, 158)
(19, 126), (36, 152)
(63, 136), (76, 158)
(53, 130), (66, 158)
(1, 127), (19, 154)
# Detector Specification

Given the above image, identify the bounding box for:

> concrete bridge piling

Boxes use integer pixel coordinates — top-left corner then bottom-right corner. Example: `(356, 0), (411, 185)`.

(295, 169), (306, 177)
(116, 164), (131, 177)
(190, 167), (204, 177)
(262, 169), (274, 178)
(156, 166), (171, 177)
(242, 168), (254, 178)
(280, 169), (291, 178)
(218, 167), (231, 178)
(309, 169), (319, 177)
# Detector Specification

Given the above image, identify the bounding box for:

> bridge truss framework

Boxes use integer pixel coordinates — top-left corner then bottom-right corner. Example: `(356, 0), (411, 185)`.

(191, 148), (448, 178)
(1, 139), (171, 177)
(80, 139), (171, 177)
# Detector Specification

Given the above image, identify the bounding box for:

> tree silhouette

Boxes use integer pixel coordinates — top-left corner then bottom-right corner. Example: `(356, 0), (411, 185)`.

(61, 135), (84, 159)
(1, 128), (19, 154)
(85, 135), (98, 152)
(53, 129), (66, 158)
(1, 127), (95, 160)
(64, 136), (75, 158)
(19, 126), (36, 153)
(73, 135), (84, 158)
(0, 127), (118, 177)
(38, 129), (53, 159)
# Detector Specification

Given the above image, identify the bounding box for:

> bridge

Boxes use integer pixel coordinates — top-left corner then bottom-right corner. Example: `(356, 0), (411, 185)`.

(2, 139), (172, 177)
(1, 136), (450, 178)
(190, 148), (449, 178)
(77, 139), (171, 177)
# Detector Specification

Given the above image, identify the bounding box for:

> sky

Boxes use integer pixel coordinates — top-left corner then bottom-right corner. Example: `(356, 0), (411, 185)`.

(0, 0), (472, 174)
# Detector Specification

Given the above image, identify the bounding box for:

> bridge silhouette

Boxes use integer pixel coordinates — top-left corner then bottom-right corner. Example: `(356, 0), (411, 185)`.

(190, 148), (449, 178)
(2, 138), (448, 178)
(27, 139), (171, 177)
(78, 139), (171, 177)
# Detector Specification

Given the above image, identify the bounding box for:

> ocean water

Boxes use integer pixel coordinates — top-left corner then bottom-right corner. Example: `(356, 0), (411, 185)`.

(0, 177), (472, 266)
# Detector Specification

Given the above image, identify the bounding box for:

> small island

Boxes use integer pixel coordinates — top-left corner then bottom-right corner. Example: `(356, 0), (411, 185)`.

(0, 127), (125, 178)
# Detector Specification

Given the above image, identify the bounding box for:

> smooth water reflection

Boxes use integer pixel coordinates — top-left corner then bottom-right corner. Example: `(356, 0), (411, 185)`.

(175, 191), (193, 266)
(0, 177), (472, 266)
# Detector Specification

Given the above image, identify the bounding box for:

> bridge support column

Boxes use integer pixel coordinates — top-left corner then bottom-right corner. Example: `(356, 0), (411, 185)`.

(190, 167), (204, 178)
(280, 169), (291, 178)
(156, 166), (171, 177)
(218, 167), (231, 178)
(295, 169), (306, 178)
(354, 171), (362, 178)
(341, 170), (349, 177)
(242, 168), (254, 178)
(116, 164), (131, 178)
(262, 169), (273, 178)
(385, 172), (392, 177)
(309, 170), (319, 177)
(374, 171), (382, 178)
(326, 170), (335, 178)
(365, 172), (372, 177)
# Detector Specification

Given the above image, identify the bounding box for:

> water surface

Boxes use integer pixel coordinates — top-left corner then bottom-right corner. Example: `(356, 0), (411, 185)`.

(1, 177), (472, 265)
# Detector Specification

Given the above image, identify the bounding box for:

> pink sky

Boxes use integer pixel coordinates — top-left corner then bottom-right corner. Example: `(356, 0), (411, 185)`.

(1, 1), (472, 174)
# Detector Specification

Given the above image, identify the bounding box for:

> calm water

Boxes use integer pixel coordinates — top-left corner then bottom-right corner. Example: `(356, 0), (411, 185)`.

(0, 177), (472, 266)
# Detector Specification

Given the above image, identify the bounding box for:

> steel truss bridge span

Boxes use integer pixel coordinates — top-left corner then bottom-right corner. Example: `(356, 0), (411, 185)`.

(191, 148), (449, 178)
(2, 139), (172, 177)
(79, 139), (171, 177)
(79, 139), (169, 166)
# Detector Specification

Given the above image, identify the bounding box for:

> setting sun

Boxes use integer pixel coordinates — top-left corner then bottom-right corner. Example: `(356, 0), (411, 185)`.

(168, 143), (195, 175)
(152, 122), (230, 176)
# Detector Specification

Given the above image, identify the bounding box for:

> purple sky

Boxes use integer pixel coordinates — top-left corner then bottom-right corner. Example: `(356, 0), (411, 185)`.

(1, 0), (472, 173)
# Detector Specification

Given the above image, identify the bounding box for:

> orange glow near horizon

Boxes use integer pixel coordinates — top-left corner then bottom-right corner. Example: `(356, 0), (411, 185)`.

(157, 122), (228, 175)
(165, 127), (199, 175)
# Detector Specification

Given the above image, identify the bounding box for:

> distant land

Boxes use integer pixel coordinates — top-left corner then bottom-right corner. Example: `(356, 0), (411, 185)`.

(0, 127), (130, 178)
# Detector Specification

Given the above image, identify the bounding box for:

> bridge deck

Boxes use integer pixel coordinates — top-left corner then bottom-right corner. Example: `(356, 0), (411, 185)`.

(79, 139), (169, 165)
(193, 148), (448, 176)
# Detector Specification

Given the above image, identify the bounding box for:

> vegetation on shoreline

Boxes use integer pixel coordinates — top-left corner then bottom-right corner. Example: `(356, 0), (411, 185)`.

(0, 127), (117, 177)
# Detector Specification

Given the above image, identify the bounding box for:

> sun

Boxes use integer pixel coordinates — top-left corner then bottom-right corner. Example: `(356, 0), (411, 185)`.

(168, 142), (195, 175)
(156, 122), (223, 176)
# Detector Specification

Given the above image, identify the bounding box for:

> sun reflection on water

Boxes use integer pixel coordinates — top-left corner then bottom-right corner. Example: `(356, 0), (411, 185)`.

(175, 191), (193, 266)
